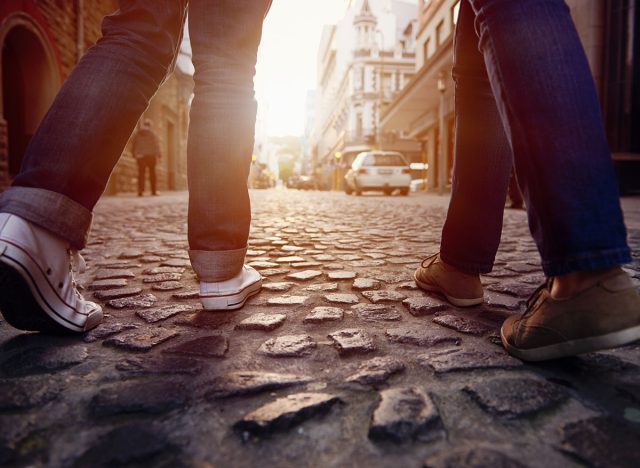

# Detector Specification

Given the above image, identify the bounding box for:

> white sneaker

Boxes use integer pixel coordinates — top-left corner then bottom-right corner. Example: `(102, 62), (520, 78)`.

(0, 213), (103, 333)
(199, 264), (262, 310)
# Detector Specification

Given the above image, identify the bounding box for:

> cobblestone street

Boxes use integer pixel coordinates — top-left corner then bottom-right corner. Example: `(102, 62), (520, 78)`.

(1, 189), (639, 467)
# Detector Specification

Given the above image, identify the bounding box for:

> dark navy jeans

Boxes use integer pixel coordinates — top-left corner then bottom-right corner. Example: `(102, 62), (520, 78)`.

(440, 0), (631, 277)
(0, 0), (272, 281)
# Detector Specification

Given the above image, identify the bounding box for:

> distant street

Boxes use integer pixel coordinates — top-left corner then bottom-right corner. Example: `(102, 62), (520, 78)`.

(1, 188), (639, 467)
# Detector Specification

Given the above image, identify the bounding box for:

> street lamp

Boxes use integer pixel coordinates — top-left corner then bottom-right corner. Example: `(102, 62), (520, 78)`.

(437, 71), (446, 196)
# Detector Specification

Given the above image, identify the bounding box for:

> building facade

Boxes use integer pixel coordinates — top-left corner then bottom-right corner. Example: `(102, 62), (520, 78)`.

(0, 0), (193, 194)
(311, 0), (420, 190)
(381, 0), (640, 193)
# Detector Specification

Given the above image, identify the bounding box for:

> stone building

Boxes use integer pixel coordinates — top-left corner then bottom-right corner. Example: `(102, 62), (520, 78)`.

(311, 0), (420, 189)
(381, 0), (640, 193)
(0, 0), (193, 194)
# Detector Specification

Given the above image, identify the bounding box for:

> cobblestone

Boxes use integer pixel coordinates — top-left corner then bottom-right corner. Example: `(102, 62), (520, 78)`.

(4, 190), (639, 466)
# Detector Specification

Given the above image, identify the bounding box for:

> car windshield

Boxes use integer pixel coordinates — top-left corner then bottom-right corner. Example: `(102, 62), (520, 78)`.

(363, 153), (407, 167)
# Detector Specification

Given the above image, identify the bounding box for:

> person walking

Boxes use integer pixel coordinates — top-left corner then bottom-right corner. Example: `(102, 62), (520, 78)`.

(133, 119), (161, 196)
(414, 0), (640, 361)
(0, 0), (271, 333)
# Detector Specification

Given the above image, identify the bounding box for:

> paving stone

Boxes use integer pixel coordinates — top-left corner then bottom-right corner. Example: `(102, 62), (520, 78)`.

(206, 371), (312, 398)
(95, 261), (137, 269)
(142, 272), (182, 283)
(351, 260), (386, 267)
(402, 296), (449, 316)
(325, 293), (360, 304)
(281, 245), (305, 252)
(505, 262), (541, 274)
(0, 346), (88, 378)
(486, 282), (537, 298)
(276, 256), (306, 263)
(304, 282), (339, 292)
(259, 268), (289, 277)
(328, 329), (376, 355)
(163, 335), (228, 357)
(328, 271), (357, 280)
(262, 282), (296, 292)
(386, 257), (422, 265)
(325, 263), (345, 270)
(267, 295), (309, 306)
(369, 387), (440, 442)
(287, 270), (323, 281)
(116, 356), (205, 375)
(143, 266), (185, 275)
(303, 306), (344, 324)
(247, 261), (279, 269)
(345, 357), (405, 385)
(375, 272), (411, 284)
(138, 255), (165, 263)
(246, 249), (267, 256)
(291, 261), (323, 268)
(161, 258), (191, 268)
(118, 250), (144, 259)
(432, 314), (496, 336)
(485, 292), (524, 311)
(94, 287), (143, 301)
(136, 304), (193, 323)
(172, 289), (199, 299)
(234, 392), (342, 434)
(423, 447), (527, 468)
(362, 290), (407, 303)
(397, 281), (419, 290)
(463, 377), (567, 418)
(352, 303), (402, 322)
(104, 328), (178, 352)
(107, 293), (157, 309)
(88, 279), (128, 291)
(0, 379), (59, 410)
(313, 254), (336, 261)
(174, 311), (233, 329)
(258, 334), (316, 357)
(560, 417), (640, 468)
(386, 327), (461, 348)
(237, 313), (286, 331)
(417, 348), (522, 373)
(352, 278), (381, 290)
(91, 380), (188, 416)
(94, 269), (135, 280)
(73, 424), (174, 467)
(84, 322), (138, 343)
(337, 254), (361, 261)
(151, 281), (183, 291)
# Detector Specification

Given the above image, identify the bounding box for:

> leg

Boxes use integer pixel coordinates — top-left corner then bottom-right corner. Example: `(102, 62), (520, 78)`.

(465, 0), (639, 359)
(148, 156), (157, 195)
(0, 0), (187, 249)
(187, 0), (271, 282)
(137, 159), (145, 195)
(440, 0), (513, 275)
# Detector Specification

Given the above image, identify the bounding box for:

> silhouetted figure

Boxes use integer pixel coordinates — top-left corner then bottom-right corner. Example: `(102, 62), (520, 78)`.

(133, 119), (161, 196)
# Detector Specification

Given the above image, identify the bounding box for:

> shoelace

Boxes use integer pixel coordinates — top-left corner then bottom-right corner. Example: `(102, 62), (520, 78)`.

(523, 278), (553, 317)
(420, 252), (439, 269)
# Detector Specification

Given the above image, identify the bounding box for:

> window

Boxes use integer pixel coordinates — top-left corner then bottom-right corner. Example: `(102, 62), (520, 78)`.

(451, 1), (461, 27)
(423, 37), (431, 61)
(435, 20), (445, 46)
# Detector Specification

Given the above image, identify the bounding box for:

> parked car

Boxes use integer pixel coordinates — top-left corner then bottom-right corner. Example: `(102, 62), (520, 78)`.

(344, 151), (411, 196)
(286, 175), (315, 190)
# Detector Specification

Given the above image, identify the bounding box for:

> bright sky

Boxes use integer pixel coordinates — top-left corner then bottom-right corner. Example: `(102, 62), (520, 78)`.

(255, 0), (348, 137)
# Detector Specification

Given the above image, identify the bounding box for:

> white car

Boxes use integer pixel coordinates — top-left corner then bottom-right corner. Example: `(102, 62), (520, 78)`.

(344, 151), (411, 196)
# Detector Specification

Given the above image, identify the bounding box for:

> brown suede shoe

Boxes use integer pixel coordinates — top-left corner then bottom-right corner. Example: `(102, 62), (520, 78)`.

(501, 272), (640, 361)
(414, 253), (484, 307)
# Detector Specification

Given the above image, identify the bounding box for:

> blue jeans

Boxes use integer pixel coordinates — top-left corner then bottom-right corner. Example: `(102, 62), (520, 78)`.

(440, 0), (631, 277)
(0, 0), (271, 281)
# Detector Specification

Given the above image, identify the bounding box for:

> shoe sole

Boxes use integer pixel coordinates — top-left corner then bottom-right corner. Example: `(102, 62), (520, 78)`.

(200, 279), (262, 311)
(414, 272), (484, 307)
(500, 323), (640, 362)
(0, 241), (102, 333)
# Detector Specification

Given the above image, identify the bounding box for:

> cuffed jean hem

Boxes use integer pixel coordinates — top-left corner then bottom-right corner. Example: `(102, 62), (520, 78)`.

(440, 250), (494, 276)
(0, 187), (92, 250)
(541, 248), (632, 277)
(189, 247), (247, 282)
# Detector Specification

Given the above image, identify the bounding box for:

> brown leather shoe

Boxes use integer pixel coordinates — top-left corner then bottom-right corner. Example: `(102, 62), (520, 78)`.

(501, 272), (640, 361)
(414, 253), (484, 307)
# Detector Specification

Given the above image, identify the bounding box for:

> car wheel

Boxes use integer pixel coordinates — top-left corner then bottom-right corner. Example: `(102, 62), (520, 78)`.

(400, 188), (409, 196)
(383, 188), (392, 196)
(344, 184), (353, 195)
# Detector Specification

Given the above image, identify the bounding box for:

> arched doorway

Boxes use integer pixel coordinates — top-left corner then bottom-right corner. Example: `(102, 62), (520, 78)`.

(1, 17), (59, 177)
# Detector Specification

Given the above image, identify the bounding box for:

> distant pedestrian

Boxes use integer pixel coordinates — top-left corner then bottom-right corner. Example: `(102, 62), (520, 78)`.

(414, 0), (640, 361)
(132, 119), (161, 196)
(0, 0), (271, 334)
